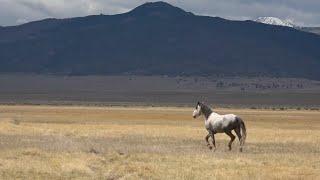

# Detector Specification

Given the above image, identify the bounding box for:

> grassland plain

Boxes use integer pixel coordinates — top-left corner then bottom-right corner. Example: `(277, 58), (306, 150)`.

(0, 105), (319, 179)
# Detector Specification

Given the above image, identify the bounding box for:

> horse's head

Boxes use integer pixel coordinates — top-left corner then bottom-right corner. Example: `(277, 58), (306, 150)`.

(192, 101), (202, 119)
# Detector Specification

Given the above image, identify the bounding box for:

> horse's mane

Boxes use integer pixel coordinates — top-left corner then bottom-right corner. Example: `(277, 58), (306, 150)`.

(198, 102), (213, 119)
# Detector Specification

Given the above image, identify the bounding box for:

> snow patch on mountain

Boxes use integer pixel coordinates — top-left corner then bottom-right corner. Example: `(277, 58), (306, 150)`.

(254, 17), (295, 27)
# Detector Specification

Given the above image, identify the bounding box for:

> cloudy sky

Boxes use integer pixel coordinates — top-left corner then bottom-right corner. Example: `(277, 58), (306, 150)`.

(1, 0), (319, 27)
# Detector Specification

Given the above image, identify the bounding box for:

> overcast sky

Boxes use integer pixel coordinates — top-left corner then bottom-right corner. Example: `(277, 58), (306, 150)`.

(1, 0), (319, 27)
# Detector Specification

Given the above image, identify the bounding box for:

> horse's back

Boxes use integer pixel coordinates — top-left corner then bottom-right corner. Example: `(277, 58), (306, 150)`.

(222, 114), (237, 120)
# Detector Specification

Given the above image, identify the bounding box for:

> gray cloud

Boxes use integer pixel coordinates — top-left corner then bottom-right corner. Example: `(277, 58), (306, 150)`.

(0, 0), (319, 27)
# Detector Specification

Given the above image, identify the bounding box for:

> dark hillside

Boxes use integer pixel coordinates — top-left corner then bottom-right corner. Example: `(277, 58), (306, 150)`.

(0, 1), (320, 79)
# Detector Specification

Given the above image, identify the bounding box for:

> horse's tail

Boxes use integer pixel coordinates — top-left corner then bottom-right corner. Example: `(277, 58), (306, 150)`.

(238, 117), (247, 145)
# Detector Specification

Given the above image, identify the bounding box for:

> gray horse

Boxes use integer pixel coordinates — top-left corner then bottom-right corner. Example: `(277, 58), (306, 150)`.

(193, 102), (247, 152)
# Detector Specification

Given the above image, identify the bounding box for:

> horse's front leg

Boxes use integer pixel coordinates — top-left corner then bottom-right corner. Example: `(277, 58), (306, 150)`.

(211, 133), (216, 151)
(205, 133), (212, 149)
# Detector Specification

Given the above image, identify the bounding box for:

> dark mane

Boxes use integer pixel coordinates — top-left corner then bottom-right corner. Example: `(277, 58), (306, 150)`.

(198, 102), (213, 119)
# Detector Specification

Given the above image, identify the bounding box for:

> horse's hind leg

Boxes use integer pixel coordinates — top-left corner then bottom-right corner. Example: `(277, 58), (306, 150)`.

(235, 127), (243, 152)
(225, 131), (235, 151)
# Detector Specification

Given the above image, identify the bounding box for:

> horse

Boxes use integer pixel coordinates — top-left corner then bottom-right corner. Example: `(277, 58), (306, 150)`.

(192, 102), (247, 152)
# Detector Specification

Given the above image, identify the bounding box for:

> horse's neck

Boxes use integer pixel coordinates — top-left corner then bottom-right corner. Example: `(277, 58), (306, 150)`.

(205, 111), (220, 121)
(201, 106), (211, 119)
(200, 104), (220, 120)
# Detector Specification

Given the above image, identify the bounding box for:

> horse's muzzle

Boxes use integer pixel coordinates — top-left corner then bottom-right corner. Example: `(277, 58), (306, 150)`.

(193, 115), (196, 119)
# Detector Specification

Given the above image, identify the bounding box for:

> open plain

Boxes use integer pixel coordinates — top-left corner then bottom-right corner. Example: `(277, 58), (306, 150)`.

(1, 75), (320, 107)
(0, 105), (319, 179)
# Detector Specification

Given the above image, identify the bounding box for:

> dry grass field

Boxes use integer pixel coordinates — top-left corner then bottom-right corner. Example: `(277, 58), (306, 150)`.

(0, 105), (319, 179)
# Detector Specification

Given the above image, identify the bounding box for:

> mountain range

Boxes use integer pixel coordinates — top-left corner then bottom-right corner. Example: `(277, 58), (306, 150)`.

(0, 1), (320, 79)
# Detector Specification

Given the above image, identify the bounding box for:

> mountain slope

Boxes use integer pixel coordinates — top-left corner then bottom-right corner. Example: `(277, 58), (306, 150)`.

(0, 1), (320, 79)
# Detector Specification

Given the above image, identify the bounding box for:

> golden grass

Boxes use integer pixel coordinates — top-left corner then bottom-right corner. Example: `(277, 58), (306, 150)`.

(0, 105), (319, 179)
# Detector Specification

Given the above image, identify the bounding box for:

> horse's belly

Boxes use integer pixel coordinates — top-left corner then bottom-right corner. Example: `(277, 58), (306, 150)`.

(205, 121), (224, 133)
(213, 121), (227, 133)
(214, 128), (225, 133)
